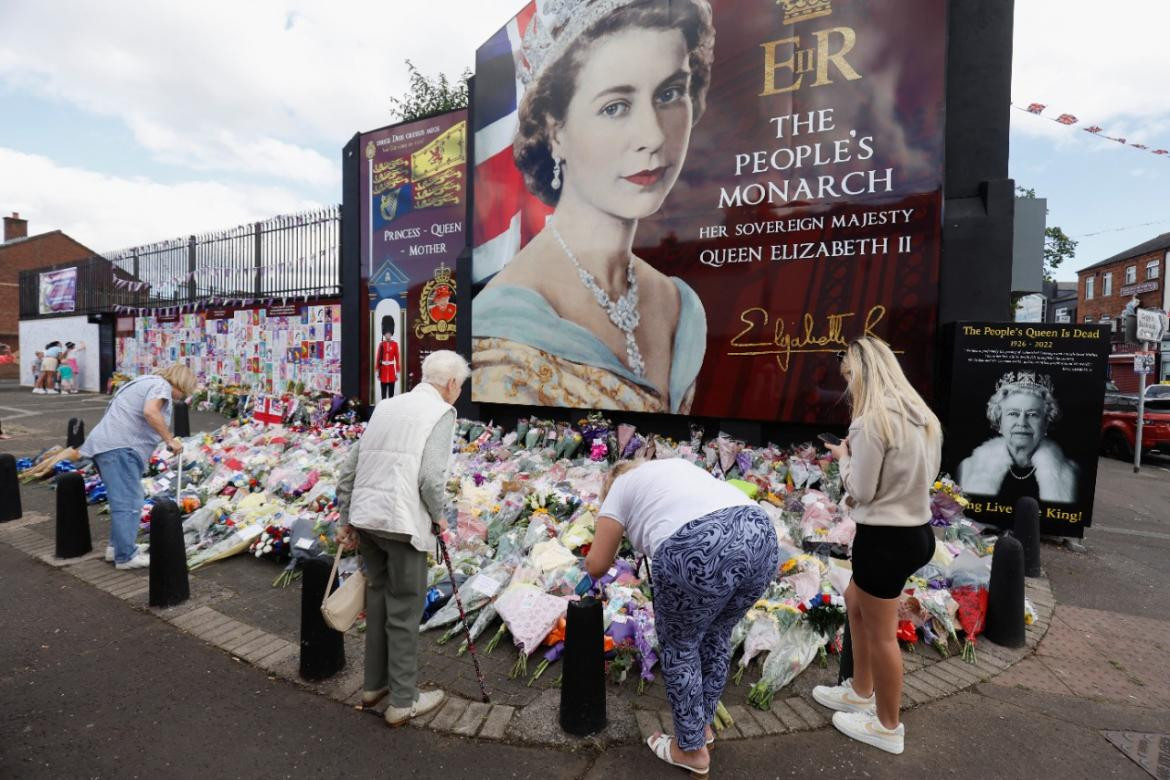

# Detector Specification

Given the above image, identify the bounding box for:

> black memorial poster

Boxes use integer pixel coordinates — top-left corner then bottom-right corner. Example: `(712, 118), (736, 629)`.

(942, 323), (1111, 537)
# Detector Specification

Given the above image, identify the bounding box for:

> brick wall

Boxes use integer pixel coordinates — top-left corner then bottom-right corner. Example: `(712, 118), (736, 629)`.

(1077, 248), (1166, 325)
(0, 231), (98, 343)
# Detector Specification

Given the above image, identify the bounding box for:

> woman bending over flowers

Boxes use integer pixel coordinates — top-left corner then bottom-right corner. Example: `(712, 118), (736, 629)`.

(586, 458), (778, 778)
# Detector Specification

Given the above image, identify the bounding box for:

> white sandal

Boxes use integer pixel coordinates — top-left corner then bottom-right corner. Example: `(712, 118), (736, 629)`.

(646, 734), (710, 778)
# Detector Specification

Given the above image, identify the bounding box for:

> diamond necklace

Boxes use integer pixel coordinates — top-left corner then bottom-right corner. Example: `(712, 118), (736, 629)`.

(548, 220), (645, 377)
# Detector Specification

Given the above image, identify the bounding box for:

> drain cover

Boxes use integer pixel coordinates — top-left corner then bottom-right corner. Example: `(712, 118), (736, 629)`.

(1103, 731), (1170, 779)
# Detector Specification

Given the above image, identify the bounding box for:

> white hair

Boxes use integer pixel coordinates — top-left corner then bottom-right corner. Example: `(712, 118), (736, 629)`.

(421, 350), (471, 387)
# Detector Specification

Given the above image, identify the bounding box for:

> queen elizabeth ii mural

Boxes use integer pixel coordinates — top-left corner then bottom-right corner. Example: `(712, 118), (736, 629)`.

(471, 0), (713, 414)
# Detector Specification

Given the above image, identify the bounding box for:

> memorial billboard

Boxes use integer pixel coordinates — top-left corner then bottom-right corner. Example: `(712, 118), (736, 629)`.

(359, 111), (467, 402)
(470, 0), (946, 420)
(942, 322), (1111, 537)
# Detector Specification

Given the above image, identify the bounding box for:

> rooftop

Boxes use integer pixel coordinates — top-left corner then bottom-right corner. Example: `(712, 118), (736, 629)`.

(1078, 230), (1170, 274)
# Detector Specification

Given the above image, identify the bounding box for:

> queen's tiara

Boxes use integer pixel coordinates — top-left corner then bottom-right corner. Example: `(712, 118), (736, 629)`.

(518, 0), (647, 85)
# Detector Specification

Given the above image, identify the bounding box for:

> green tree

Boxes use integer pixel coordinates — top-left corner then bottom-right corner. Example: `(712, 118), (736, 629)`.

(1016, 186), (1078, 281)
(389, 60), (471, 122)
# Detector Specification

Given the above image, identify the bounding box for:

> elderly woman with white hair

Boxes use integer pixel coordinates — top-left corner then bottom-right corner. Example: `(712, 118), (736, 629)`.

(957, 371), (1078, 504)
(335, 349), (470, 728)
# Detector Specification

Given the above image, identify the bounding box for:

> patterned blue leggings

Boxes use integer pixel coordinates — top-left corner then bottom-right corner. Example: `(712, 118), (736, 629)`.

(652, 505), (779, 750)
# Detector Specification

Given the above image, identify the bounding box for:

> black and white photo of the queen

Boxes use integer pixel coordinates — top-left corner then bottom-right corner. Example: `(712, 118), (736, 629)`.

(957, 371), (1079, 504)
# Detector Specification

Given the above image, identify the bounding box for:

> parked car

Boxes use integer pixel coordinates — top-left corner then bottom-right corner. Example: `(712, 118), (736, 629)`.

(1100, 398), (1170, 459)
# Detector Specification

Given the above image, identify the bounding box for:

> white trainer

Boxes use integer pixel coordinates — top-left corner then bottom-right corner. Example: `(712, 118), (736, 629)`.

(115, 551), (151, 570)
(32, 388), (45, 394)
(385, 689), (445, 728)
(832, 711), (905, 755)
(106, 544), (148, 563)
(812, 678), (876, 713)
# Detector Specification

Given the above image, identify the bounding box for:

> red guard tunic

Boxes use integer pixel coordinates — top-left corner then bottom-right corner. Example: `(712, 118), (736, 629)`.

(377, 339), (400, 384)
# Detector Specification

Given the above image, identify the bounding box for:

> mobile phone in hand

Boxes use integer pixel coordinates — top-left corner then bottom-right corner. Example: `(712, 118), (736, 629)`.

(818, 433), (842, 446)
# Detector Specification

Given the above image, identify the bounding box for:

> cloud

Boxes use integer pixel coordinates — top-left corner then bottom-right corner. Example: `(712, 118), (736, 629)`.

(0, 146), (321, 252)
(0, 0), (508, 184)
(1012, 0), (1170, 144)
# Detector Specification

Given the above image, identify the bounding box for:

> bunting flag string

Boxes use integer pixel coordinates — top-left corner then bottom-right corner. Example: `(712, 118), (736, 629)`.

(1014, 102), (1170, 158)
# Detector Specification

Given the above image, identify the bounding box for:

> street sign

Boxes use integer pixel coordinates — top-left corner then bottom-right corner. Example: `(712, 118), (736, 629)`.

(1134, 351), (1154, 374)
(1135, 308), (1166, 342)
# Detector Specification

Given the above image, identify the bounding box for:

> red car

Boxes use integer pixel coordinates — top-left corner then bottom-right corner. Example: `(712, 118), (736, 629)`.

(1100, 397), (1170, 459)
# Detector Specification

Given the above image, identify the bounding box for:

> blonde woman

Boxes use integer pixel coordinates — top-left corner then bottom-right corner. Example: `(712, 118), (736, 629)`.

(813, 337), (942, 755)
(79, 364), (198, 569)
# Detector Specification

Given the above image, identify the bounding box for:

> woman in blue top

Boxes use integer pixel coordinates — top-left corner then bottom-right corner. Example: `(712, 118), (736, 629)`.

(472, 0), (713, 414)
(79, 364), (197, 569)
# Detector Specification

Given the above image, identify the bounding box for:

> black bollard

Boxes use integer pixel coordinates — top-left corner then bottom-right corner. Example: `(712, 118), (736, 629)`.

(837, 620), (854, 685)
(1013, 497), (1043, 577)
(66, 417), (86, 448)
(984, 533), (1026, 648)
(300, 557), (345, 680)
(559, 596), (607, 737)
(148, 499), (189, 608)
(1, 454), (22, 522)
(172, 402), (190, 438)
(54, 472), (92, 558)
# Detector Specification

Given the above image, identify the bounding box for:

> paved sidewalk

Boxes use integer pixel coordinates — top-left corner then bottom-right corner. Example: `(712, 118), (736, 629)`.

(3, 382), (1169, 777)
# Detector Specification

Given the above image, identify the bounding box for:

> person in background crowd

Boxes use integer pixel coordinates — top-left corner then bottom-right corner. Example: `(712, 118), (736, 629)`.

(30, 350), (44, 389)
(814, 337), (943, 755)
(35, 342), (62, 393)
(335, 350), (470, 727)
(586, 458), (779, 778)
(56, 344), (73, 394)
(60, 341), (81, 394)
(78, 364), (197, 569)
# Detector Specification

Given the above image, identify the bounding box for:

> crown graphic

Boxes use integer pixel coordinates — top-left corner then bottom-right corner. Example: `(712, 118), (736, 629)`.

(365, 140), (376, 160)
(995, 371), (1055, 395)
(433, 264), (453, 284)
(518, 0), (644, 85)
(778, 0), (832, 25)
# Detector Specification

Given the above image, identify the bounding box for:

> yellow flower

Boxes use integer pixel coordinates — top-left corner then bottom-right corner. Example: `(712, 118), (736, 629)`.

(933, 481), (943, 491)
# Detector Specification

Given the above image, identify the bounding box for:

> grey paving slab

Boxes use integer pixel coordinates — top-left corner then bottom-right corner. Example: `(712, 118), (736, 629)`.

(479, 705), (515, 740)
(453, 701), (492, 737)
(786, 696), (827, 728)
(430, 697), (469, 732)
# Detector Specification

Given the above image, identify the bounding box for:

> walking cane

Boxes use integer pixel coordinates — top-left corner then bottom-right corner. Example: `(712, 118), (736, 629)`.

(433, 522), (490, 704)
(175, 448), (183, 502)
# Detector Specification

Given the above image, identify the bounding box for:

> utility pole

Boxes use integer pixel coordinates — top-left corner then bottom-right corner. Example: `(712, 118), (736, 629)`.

(1134, 342), (1148, 474)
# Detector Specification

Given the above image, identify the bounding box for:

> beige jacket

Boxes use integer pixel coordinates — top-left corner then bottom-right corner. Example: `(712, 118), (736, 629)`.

(840, 402), (941, 527)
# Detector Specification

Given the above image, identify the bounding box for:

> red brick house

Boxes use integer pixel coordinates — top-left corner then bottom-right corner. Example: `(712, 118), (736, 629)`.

(1077, 231), (1170, 390)
(0, 213), (99, 376)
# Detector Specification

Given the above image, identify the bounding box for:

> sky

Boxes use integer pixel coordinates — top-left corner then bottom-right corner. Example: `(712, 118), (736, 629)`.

(1, 1), (1168, 278)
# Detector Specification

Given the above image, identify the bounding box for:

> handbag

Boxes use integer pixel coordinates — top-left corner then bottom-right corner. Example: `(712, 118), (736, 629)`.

(321, 547), (366, 632)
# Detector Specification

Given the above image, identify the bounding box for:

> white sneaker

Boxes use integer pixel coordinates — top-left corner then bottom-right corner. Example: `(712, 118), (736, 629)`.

(115, 551), (151, 570)
(832, 711), (905, 755)
(106, 544), (148, 563)
(385, 689), (445, 727)
(812, 678), (876, 713)
(32, 388), (45, 394)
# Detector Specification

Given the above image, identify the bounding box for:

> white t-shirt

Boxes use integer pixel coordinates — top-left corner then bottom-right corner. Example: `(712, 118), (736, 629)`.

(598, 459), (754, 557)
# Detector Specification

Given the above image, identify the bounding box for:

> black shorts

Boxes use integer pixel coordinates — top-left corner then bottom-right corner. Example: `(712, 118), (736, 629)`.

(850, 523), (936, 600)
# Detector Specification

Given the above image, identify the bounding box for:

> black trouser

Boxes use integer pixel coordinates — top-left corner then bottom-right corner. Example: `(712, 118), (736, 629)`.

(380, 382), (395, 399)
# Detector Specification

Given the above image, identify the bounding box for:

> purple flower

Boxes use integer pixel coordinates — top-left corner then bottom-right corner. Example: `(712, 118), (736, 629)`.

(736, 451), (753, 475)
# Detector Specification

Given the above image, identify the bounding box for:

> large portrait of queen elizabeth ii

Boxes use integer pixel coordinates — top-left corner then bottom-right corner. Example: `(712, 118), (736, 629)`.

(471, 0), (714, 414)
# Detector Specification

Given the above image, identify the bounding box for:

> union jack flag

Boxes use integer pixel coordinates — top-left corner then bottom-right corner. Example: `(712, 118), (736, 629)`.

(1083, 125), (1103, 134)
(1025, 103), (1046, 114)
(471, 2), (553, 285)
(1055, 113), (1078, 125)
